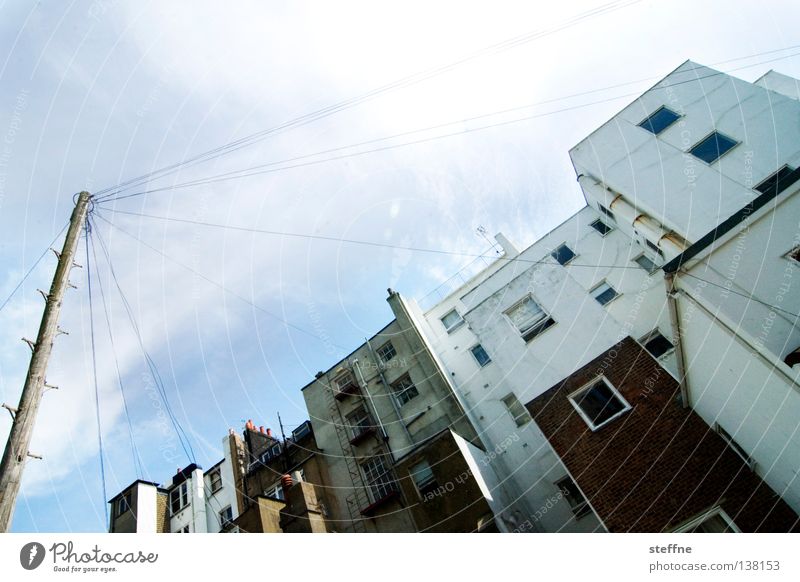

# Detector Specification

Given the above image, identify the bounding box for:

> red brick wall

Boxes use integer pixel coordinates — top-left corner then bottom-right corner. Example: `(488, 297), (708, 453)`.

(526, 337), (799, 532)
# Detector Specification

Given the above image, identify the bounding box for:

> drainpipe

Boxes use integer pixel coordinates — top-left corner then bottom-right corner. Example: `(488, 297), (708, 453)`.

(352, 359), (390, 441)
(365, 337), (415, 445)
(664, 272), (691, 408)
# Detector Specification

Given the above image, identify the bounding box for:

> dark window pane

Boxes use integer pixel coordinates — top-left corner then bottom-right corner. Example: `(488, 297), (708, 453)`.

(638, 107), (680, 134)
(599, 204), (615, 220)
(635, 255), (657, 273)
(689, 131), (738, 163)
(644, 333), (674, 358)
(590, 219), (612, 235)
(551, 244), (576, 265)
(471, 344), (491, 367)
(575, 381), (626, 426)
(754, 166), (800, 196)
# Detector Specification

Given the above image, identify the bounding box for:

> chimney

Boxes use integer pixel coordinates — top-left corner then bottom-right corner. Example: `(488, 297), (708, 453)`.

(495, 232), (519, 258)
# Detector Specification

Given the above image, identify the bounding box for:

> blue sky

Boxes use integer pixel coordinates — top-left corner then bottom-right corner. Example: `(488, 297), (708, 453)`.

(1, 0), (799, 532)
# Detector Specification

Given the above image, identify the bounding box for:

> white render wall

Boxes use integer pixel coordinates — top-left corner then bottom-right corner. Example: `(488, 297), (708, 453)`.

(571, 61), (800, 245)
(134, 482), (158, 533)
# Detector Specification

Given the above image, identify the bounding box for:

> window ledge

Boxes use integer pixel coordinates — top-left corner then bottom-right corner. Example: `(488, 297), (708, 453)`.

(361, 490), (400, 516)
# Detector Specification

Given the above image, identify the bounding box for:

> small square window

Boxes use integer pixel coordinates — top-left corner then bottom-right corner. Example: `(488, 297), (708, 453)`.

(470, 344), (492, 367)
(391, 373), (419, 405)
(591, 281), (619, 306)
(590, 219), (612, 236)
(410, 460), (437, 495)
(598, 204), (615, 221)
(505, 296), (555, 342)
(569, 377), (630, 430)
(441, 309), (464, 333)
(551, 243), (576, 266)
(501, 393), (531, 427)
(785, 246), (800, 264)
(638, 106), (680, 135)
(376, 341), (396, 363)
(634, 254), (657, 274)
(754, 165), (800, 196)
(640, 330), (674, 359)
(689, 131), (738, 163)
(555, 476), (591, 518)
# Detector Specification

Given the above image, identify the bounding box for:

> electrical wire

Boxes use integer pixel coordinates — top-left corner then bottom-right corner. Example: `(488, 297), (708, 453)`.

(85, 222), (110, 528)
(0, 221), (69, 314)
(681, 272), (800, 320)
(92, 0), (642, 199)
(89, 215), (196, 463)
(96, 47), (800, 204)
(88, 232), (147, 479)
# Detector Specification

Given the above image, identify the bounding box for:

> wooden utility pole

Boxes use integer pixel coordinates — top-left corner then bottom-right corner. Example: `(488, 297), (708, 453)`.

(0, 191), (91, 532)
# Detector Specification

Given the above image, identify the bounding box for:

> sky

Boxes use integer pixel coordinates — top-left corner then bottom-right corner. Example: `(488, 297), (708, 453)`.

(0, 0), (799, 532)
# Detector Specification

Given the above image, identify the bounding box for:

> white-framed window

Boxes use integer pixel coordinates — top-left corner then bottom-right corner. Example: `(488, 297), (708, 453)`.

(505, 295), (555, 342)
(634, 254), (658, 274)
(376, 341), (397, 363)
(208, 468), (222, 494)
(637, 106), (681, 135)
(268, 483), (285, 501)
(260, 442), (282, 464)
(218, 506), (233, 528)
(441, 309), (465, 333)
(502, 393), (531, 427)
(333, 370), (356, 392)
(598, 204), (615, 222)
(555, 476), (591, 518)
(175, 524), (190, 533)
(688, 131), (738, 164)
(361, 457), (395, 502)
(590, 218), (612, 236)
(391, 373), (419, 406)
(170, 482), (189, 515)
(590, 281), (619, 306)
(410, 460), (437, 495)
(114, 491), (132, 518)
(292, 420), (312, 441)
(470, 344), (492, 367)
(568, 376), (631, 431)
(784, 246), (800, 265)
(347, 406), (373, 441)
(755, 165), (799, 196)
(673, 507), (739, 533)
(551, 243), (576, 266)
(639, 329), (674, 359)
(715, 423), (756, 471)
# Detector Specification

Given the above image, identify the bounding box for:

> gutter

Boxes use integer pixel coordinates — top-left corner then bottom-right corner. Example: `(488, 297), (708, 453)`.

(664, 272), (692, 408)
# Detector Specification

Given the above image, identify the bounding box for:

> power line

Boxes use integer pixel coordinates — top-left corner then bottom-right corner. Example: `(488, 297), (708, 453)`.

(0, 222), (69, 314)
(92, 0), (642, 199)
(85, 223), (109, 528)
(89, 216), (196, 463)
(96, 47), (800, 204)
(681, 272), (800, 320)
(88, 231), (146, 479)
(92, 212), (352, 350)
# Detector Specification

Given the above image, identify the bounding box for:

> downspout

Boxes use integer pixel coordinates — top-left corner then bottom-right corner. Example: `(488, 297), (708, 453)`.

(364, 337), (415, 445)
(352, 359), (389, 442)
(664, 272), (691, 408)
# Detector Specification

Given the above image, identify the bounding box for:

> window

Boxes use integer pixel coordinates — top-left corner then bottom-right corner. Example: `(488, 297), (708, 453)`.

(114, 492), (132, 518)
(590, 219), (612, 236)
(219, 506), (233, 528)
(170, 482), (189, 515)
(638, 106), (680, 135)
(645, 238), (664, 257)
(755, 165), (800, 196)
(555, 476), (591, 518)
(470, 344), (492, 367)
(440, 309), (464, 333)
(634, 254), (658, 273)
(590, 281), (619, 306)
(689, 131), (738, 163)
(640, 330), (674, 359)
(410, 460), (437, 494)
(292, 420), (312, 441)
(268, 483), (285, 501)
(569, 377), (630, 430)
(376, 341), (397, 363)
(260, 443), (282, 464)
(674, 507), (739, 533)
(715, 423), (756, 470)
(502, 393), (531, 427)
(505, 296), (556, 342)
(361, 457), (395, 502)
(209, 468), (222, 494)
(391, 374), (419, 405)
(551, 243), (576, 265)
(334, 371), (355, 391)
(598, 204), (615, 221)
(176, 524), (190, 533)
(785, 246), (800, 265)
(347, 406), (373, 441)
